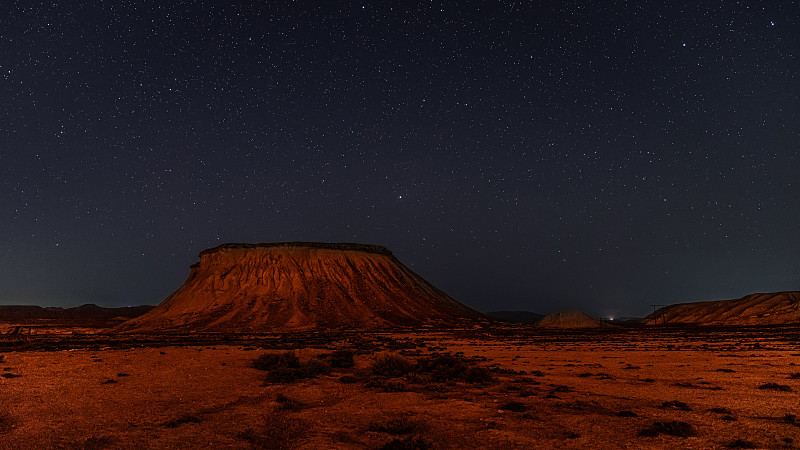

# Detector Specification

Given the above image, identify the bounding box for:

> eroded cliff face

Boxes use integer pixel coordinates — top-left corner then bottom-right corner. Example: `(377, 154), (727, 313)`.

(119, 242), (483, 332)
(644, 292), (800, 326)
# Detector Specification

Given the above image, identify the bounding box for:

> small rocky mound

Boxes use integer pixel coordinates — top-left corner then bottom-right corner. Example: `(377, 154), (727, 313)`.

(118, 242), (485, 332)
(536, 310), (606, 328)
(644, 292), (800, 326)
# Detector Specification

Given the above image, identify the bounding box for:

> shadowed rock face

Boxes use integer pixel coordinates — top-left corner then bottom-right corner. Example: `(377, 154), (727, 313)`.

(118, 242), (484, 332)
(536, 310), (605, 328)
(644, 292), (800, 326)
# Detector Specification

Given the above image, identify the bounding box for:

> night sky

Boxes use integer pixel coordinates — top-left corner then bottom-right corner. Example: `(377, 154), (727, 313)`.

(2, 1), (798, 318)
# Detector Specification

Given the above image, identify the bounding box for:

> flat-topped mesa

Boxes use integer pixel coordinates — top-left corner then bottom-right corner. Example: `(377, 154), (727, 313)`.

(644, 291), (800, 326)
(119, 242), (484, 332)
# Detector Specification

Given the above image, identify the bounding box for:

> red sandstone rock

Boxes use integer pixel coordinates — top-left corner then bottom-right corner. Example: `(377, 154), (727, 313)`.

(118, 242), (484, 332)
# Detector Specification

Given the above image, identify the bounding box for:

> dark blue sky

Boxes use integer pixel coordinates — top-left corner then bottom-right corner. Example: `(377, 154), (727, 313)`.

(2, 1), (798, 318)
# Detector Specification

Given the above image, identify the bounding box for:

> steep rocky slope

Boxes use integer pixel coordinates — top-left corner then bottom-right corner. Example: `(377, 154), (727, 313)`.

(644, 291), (800, 325)
(118, 242), (484, 332)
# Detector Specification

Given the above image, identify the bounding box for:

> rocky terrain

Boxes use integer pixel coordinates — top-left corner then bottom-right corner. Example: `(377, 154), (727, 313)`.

(119, 242), (485, 332)
(644, 292), (800, 326)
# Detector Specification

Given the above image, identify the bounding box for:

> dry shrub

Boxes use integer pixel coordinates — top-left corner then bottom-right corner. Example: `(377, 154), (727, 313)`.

(661, 400), (692, 411)
(252, 352), (300, 371)
(318, 349), (355, 368)
(83, 436), (114, 450)
(371, 353), (413, 377)
(381, 435), (429, 450)
(164, 414), (201, 428)
(412, 354), (491, 383)
(368, 417), (416, 435)
(237, 415), (307, 449)
(0, 413), (13, 434)
(275, 393), (304, 411)
(253, 351), (330, 383)
(724, 439), (757, 449)
(500, 401), (527, 412)
(638, 420), (696, 437)
(758, 382), (792, 392)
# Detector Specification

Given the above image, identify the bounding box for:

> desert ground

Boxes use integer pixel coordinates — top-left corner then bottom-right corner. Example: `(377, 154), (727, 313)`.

(2, 326), (800, 449)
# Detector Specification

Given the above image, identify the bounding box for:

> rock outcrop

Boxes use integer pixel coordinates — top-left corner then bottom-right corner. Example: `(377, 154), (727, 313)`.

(644, 291), (800, 326)
(536, 310), (606, 328)
(118, 242), (484, 332)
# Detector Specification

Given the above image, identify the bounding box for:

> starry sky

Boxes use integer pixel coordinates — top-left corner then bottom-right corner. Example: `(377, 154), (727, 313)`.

(2, 1), (798, 318)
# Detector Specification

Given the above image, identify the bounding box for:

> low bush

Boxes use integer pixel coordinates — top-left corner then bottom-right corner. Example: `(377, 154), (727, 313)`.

(370, 352), (492, 385)
(371, 353), (413, 377)
(638, 421), (695, 437)
(368, 417), (416, 435)
(164, 414), (201, 428)
(275, 393), (304, 411)
(252, 352), (300, 371)
(413, 354), (491, 383)
(318, 350), (355, 368)
(724, 439), (757, 449)
(758, 382), (792, 392)
(500, 401), (527, 412)
(381, 435), (429, 450)
(661, 400), (692, 411)
(253, 351), (330, 383)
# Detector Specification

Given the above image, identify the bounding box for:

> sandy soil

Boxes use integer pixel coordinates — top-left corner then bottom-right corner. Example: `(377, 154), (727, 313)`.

(2, 327), (800, 449)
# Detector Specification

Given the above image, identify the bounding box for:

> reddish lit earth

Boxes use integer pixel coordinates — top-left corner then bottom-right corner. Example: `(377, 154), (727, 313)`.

(2, 327), (799, 449)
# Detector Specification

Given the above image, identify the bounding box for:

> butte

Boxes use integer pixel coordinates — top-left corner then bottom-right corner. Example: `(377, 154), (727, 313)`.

(118, 242), (484, 332)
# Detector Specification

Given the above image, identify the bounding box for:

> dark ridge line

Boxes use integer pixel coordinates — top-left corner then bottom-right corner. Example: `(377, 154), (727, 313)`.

(199, 242), (394, 257)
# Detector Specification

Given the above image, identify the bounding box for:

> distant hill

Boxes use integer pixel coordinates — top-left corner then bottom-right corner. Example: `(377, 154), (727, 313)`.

(485, 311), (544, 323)
(643, 291), (800, 326)
(0, 304), (154, 327)
(536, 310), (608, 328)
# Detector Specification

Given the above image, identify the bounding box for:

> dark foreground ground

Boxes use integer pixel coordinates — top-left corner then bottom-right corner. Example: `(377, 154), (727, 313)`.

(2, 325), (800, 449)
